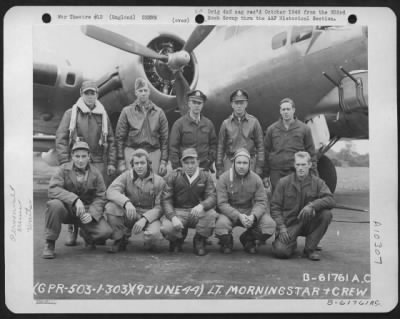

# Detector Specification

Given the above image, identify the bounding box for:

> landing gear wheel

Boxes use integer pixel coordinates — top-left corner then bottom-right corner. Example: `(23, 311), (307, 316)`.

(317, 155), (337, 193)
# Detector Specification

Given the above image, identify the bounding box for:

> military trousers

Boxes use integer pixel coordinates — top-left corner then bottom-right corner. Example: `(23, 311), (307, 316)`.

(45, 199), (112, 242)
(215, 208), (276, 238)
(105, 202), (162, 245)
(160, 208), (218, 241)
(272, 209), (332, 259)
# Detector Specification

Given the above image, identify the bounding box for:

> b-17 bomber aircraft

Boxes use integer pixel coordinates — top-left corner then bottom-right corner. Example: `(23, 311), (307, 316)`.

(33, 24), (368, 193)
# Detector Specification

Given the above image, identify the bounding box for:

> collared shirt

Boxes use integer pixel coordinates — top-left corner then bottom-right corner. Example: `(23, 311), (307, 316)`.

(169, 113), (217, 170)
(216, 112), (264, 172)
(72, 165), (89, 190)
(189, 112), (201, 124)
(135, 100), (153, 113)
(115, 99), (169, 161)
(263, 118), (317, 175)
(185, 167), (200, 184)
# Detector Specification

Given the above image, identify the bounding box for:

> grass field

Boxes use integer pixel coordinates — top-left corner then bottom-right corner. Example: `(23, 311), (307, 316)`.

(335, 167), (369, 193)
(33, 153), (369, 193)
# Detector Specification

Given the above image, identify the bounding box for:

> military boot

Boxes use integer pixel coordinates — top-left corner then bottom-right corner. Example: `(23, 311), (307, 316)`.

(168, 238), (184, 252)
(240, 231), (257, 254)
(65, 224), (78, 246)
(108, 239), (123, 253)
(79, 229), (96, 250)
(42, 240), (56, 259)
(218, 234), (233, 254)
(193, 233), (207, 256)
(256, 233), (272, 247)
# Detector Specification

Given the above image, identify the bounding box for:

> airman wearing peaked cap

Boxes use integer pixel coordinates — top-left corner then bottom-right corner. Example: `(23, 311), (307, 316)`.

(230, 89), (249, 102)
(187, 90), (207, 102)
(216, 88), (264, 178)
(169, 89), (217, 171)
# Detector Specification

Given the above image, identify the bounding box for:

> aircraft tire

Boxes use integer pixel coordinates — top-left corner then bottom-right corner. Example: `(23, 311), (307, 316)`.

(317, 155), (337, 193)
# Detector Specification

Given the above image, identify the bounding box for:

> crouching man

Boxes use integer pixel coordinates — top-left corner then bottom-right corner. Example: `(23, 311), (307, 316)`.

(271, 151), (335, 261)
(105, 149), (166, 253)
(42, 141), (112, 259)
(160, 148), (217, 256)
(215, 148), (276, 254)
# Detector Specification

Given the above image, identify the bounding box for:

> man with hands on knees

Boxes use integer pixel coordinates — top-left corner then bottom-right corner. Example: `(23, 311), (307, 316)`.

(42, 141), (112, 259)
(216, 89), (264, 178)
(215, 148), (275, 254)
(105, 149), (166, 253)
(160, 148), (217, 256)
(271, 151), (335, 261)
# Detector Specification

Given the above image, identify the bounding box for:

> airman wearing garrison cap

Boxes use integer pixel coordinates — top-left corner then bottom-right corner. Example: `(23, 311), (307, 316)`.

(216, 88), (265, 178)
(115, 77), (169, 178)
(169, 89), (217, 172)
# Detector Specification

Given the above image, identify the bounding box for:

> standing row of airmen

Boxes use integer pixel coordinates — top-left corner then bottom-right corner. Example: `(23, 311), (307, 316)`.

(42, 78), (335, 261)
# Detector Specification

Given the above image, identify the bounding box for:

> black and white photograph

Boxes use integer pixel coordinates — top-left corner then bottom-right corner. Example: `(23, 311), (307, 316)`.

(4, 6), (398, 313)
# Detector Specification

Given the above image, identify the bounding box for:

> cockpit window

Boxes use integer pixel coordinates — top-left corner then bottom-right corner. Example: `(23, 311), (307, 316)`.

(224, 26), (253, 40)
(272, 31), (287, 49)
(66, 72), (76, 86)
(291, 26), (313, 43)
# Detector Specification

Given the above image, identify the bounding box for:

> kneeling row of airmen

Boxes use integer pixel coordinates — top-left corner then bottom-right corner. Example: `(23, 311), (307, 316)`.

(43, 141), (335, 261)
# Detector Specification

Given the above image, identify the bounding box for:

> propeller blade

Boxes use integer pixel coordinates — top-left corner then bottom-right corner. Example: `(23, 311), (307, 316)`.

(183, 25), (215, 52)
(81, 25), (168, 62)
(174, 71), (190, 115)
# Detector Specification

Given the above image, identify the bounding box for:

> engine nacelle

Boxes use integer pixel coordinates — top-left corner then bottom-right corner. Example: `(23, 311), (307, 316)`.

(97, 33), (199, 128)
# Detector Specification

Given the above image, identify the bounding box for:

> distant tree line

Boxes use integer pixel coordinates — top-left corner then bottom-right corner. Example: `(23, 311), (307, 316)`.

(326, 142), (369, 167)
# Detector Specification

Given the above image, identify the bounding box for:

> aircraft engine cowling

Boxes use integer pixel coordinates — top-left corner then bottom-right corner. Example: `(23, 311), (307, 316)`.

(98, 33), (199, 128)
